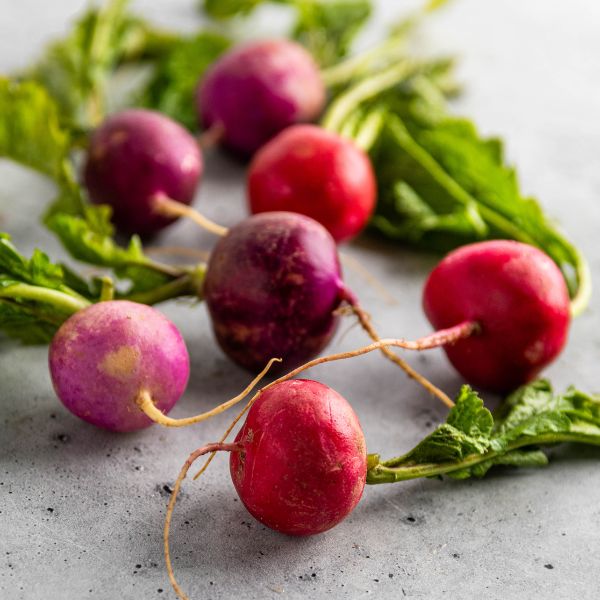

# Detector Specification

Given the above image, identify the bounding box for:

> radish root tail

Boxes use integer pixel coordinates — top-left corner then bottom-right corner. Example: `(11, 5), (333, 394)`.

(152, 193), (228, 237)
(165, 442), (242, 600)
(136, 357), (281, 427)
(348, 302), (455, 408)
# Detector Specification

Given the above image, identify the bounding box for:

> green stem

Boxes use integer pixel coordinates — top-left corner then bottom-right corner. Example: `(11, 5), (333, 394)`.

(367, 432), (600, 484)
(322, 61), (413, 134)
(320, 37), (408, 88)
(0, 283), (91, 315)
(123, 265), (205, 305)
(99, 276), (115, 302)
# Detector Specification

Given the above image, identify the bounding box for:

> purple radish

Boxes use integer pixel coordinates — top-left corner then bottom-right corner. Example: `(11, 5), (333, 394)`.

(197, 39), (326, 157)
(83, 109), (203, 237)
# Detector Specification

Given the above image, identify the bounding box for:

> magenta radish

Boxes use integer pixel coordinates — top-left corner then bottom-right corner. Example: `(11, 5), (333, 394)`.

(423, 240), (571, 391)
(48, 300), (278, 432)
(248, 125), (377, 242)
(83, 109), (203, 237)
(197, 39), (326, 156)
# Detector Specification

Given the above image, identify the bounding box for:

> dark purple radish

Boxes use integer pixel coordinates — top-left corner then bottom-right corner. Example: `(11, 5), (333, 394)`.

(84, 109), (203, 237)
(204, 212), (344, 373)
(197, 39), (326, 157)
(48, 300), (278, 432)
(423, 240), (571, 392)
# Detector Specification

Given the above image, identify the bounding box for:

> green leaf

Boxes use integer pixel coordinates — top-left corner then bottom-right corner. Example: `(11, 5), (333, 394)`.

(292, 0), (372, 66)
(0, 78), (73, 183)
(46, 206), (171, 294)
(367, 381), (600, 484)
(325, 73), (590, 309)
(139, 31), (231, 129)
(0, 235), (93, 343)
(25, 0), (147, 130)
(202, 0), (267, 18)
(200, 0), (371, 66)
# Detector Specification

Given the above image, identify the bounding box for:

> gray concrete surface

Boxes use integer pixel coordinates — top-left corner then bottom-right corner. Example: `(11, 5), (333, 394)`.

(1, 1), (600, 598)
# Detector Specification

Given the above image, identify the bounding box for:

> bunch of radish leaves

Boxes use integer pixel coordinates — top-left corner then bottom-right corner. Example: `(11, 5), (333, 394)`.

(369, 380), (600, 483)
(0, 0), (591, 343)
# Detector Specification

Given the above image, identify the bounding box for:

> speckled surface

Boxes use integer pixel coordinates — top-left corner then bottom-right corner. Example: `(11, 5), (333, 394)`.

(1, 1), (600, 599)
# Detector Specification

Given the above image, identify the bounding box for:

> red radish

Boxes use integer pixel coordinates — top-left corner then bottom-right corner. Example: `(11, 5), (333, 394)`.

(197, 40), (325, 156)
(230, 379), (367, 535)
(49, 301), (190, 432)
(164, 378), (367, 598)
(203, 211), (346, 373)
(84, 109), (203, 237)
(248, 125), (377, 242)
(423, 240), (571, 392)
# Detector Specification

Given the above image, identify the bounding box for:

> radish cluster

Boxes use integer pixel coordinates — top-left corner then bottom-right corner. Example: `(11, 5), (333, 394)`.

(42, 36), (581, 600)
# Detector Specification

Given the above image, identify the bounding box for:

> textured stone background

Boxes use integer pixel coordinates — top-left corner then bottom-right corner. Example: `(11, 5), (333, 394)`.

(1, 1), (599, 598)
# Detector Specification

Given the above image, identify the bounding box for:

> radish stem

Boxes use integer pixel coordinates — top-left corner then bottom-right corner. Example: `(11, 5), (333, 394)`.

(151, 193), (228, 237)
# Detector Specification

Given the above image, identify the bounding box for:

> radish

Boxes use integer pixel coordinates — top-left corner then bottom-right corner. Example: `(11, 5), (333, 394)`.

(49, 300), (278, 432)
(422, 240), (571, 391)
(164, 378), (366, 599)
(203, 212), (345, 373)
(230, 379), (367, 535)
(197, 40), (326, 156)
(83, 109), (204, 237)
(247, 125), (377, 242)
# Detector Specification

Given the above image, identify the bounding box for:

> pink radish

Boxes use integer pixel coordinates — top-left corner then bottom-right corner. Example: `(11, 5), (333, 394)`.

(248, 125), (377, 242)
(49, 300), (190, 432)
(197, 40), (325, 156)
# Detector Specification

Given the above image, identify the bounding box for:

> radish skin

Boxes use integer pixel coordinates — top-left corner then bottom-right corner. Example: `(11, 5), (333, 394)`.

(49, 301), (189, 432)
(197, 40), (325, 156)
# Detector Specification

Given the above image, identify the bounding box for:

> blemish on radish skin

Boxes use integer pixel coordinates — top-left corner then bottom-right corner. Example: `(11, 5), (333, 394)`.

(98, 346), (140, 379)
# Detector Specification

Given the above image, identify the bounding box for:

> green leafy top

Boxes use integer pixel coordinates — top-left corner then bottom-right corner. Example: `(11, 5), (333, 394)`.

(367, 381), (600, 484)
(0, 78), (73, 183)
(200, 0), (371, 66)
(139, 31), (231, 129)
(22, 0), (170, 131)
(0, 234), (93, 343)
(321, 24), (590, 315)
